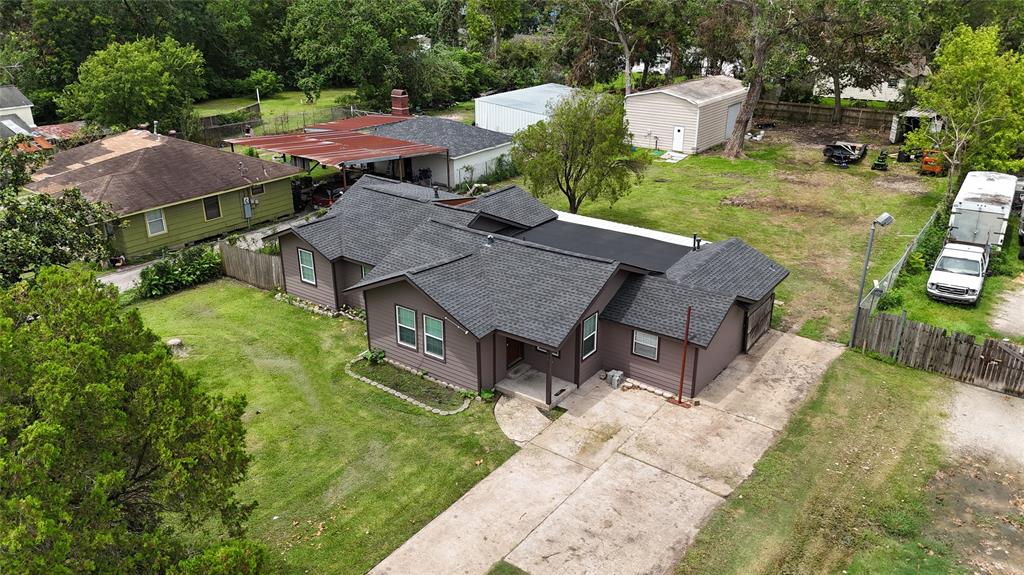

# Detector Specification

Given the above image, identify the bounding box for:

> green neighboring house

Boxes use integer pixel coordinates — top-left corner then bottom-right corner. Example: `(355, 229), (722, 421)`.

(27, 129), (301, 257)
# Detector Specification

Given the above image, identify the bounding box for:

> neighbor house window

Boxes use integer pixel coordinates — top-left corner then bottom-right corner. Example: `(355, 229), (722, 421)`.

(581, 313), (598, 359)
(396, 306), (417, 349)
(361, 264), (373, 278)
(423, 315), (445, 360)
(203, 195), (221, 221)
(297, 249), (316, 285)
(632, 330), (659, 360)
(145, 209), (166, 236)
(250, 184), (265, 195)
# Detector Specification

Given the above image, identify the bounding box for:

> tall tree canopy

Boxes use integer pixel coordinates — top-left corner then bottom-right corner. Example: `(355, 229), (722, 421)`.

(907, 25), (1024, 198)
(0, 266), (262, 574)
(466, 0), (523, 57)
(511, 90), (651, 213)
(0, 137), (114, 286)
(800, 0), (921, 122)
(57, 37), (206, 131)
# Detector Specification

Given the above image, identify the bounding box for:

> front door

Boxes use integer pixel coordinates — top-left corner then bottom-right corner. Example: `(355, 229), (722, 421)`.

(506, 339), (524, 367)
(671, 126), (685, 152)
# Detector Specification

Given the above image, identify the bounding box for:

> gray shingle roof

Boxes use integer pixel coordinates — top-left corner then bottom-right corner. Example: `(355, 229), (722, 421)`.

(368, 116), (511, 158)
(665, 238), (788, 303)
(350, 220), (619, 348)
(602, 276), (735, 347)
(464, 186), (556, 228)
(629, 75), (746, 106)
(350, 173), (461, 200)
(0, 85), (32, 109)
(0, 114), (33, 138)
(287, 177), (475, 264)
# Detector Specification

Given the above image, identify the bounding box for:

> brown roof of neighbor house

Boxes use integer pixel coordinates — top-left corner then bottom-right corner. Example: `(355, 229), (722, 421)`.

(627, 75), (746, 105)
(26, 130), (301, 216)
(35, 121), (86, 141)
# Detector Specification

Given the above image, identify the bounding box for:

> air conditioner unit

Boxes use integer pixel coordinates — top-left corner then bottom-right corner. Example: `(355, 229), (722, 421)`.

(607, 370), (624, 389)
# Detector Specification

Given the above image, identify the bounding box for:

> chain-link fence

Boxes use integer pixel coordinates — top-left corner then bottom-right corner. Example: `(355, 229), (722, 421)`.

(195, 104), (381, 147)
(858, 209), (940, 311)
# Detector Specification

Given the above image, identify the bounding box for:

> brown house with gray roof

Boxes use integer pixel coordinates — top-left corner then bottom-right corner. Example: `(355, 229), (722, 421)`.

(276, 176), (786, 406)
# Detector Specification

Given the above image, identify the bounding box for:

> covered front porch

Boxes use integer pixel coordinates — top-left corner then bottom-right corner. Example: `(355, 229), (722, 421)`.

(493, 334), (577, 409)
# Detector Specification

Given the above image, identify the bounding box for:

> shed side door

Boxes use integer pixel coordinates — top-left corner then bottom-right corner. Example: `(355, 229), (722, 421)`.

(726, 103), (742, 138)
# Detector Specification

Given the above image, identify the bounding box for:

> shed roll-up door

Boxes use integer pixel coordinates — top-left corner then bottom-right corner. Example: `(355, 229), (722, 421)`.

(745, 293), (773, 351)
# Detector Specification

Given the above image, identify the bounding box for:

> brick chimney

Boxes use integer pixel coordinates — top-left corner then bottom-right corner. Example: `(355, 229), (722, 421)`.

(391, 89), (410, 116)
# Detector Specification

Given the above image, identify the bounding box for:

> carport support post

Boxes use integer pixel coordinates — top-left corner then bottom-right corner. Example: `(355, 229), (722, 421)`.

(674, 306), (693, 403)
(545, 352), (553, 406)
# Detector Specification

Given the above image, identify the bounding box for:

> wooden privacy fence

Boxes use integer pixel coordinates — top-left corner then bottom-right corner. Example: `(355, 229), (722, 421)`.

(756, 101), (896, 130)
(854, 308), (1024, 397)
(218, 241), (284, 291)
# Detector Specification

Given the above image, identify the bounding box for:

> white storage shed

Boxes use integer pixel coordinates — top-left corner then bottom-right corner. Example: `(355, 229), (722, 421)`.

(474, 83), (574, 135)
(625, 76), (748, 154)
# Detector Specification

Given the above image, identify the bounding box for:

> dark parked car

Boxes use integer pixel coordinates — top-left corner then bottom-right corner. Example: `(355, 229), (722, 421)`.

(823, 141), (868, 167)
(311, 185), (344, 208)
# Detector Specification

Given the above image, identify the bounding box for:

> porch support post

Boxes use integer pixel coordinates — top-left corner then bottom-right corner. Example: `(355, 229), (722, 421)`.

(545, 351), (553, 406)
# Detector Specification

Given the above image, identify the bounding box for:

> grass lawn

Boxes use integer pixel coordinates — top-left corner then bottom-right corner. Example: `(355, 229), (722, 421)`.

(195, 88), (357, 117)
(676, 352), (961, 574)
(134, 280), (517, 575)
(878, 215), (1024, 343)
(350, 358), (468, 411)
(427, 100), (474, 124)
(520, 136), (944, 341)
(818, 96), (894, 110)
(487, 560), (531, 575)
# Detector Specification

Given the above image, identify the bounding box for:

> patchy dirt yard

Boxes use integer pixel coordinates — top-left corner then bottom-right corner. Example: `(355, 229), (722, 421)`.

(990, 274), (1024, 338)
(933, 384), (1024, 574)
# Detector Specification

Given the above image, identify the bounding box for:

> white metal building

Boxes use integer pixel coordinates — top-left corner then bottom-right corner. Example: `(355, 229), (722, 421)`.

(474, 83), (575, 135)
(625, 76), (748, 154)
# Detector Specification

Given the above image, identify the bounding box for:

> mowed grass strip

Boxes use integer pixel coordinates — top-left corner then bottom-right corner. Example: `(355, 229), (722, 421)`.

(676, 352), (962, 574)
(530, 140), (944, 341)
(135, 280), (517, 575)
(194, 88), (357, 117)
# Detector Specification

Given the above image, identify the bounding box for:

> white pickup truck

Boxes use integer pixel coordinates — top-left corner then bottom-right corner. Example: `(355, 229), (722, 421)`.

(926, 243), (989, 304)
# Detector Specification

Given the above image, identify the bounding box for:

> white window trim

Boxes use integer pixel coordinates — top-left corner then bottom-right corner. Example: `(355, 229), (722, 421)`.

(423, 315), (445, 360)
(581, 312), (598, 360)
(536, 346), (560, 358)
(395, 305), (417, 350)
(297, 248), (316, 285)
(144, 208), (166, 237)
(203, 195), (222, 221)
(632, 330), (659, 361)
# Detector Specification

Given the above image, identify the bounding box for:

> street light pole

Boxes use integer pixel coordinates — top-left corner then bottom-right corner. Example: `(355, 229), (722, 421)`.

(849, 213), (894, 347)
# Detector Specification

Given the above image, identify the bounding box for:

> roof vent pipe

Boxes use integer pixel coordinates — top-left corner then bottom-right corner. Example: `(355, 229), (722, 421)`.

(433, 185), (439, 199)
(693, 234), (702, 250)
(485, 234), (494, 246)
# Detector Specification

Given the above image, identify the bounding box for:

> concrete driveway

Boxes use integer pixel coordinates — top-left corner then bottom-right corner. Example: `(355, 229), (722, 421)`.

(369, 331), (842, 575)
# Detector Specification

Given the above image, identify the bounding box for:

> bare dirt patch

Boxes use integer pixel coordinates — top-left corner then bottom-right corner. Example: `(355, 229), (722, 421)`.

(928, 455), (1024, 575)
(873, 173), (931, 195)
(990, 274), (1024, 338)
(720, 192), (836, 217)
(755, 122), (893, 147)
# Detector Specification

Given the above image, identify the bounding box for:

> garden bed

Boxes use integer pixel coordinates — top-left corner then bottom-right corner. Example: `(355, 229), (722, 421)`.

(350, 358), (468, 411)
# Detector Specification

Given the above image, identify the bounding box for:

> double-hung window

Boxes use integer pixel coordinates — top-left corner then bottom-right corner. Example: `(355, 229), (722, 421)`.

(396, 306), (417, 349)
(145, 209), (166, 236)
(632, 330), (659, 360)
(581, 313), (598, 359)
(203, 195), (222, 220)
(297, 249), (316, 285)
(361, 264), (373, 278)
(423, 315), (445, 360)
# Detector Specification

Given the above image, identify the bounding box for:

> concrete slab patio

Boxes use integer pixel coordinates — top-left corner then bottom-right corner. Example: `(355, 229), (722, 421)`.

(368, 331), (843, 575)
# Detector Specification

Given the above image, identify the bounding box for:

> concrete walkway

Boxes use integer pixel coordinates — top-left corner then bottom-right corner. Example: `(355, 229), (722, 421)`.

(493, 396), (553, 445)
(369, 332), (843, 575)
(98, 261), (154, 292)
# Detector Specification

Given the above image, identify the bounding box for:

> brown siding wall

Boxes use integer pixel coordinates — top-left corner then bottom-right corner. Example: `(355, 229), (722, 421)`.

(337, 260), (367, 309)
(599, 320), (697, 395)
(480, 332), (495, 390)
(695, 303), (745, 395)
(280, 233), (336, 309)
(523, 340), (574, 381)
(364, 280), (479, 391)
(577, 270), (630, 383)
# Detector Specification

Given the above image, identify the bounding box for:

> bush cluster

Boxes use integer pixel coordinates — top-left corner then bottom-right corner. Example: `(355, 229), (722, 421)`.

(139, 247), (222, 298)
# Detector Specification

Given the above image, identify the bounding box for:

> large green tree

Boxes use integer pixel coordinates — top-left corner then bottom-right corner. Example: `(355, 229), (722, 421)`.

(466, 0), (522, 57)
(57, 37), (206, 131)
(800, 0), (921, 122)
(511, 90), (651, 213)
(286, 0), (430, 107)
(0, 266), (262, 574)
(907, 25), (1024, 198)
(0, 137), (114, 286)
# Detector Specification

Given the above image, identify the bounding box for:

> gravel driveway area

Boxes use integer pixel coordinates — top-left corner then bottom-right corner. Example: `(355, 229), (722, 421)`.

(369, 331), (843, 575)
(990, 274), (1024, 338)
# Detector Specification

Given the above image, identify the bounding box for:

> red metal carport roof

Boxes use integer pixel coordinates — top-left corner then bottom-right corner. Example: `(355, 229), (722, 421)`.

(224, 129), (447, 167)
(305, 115), (408, 131)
